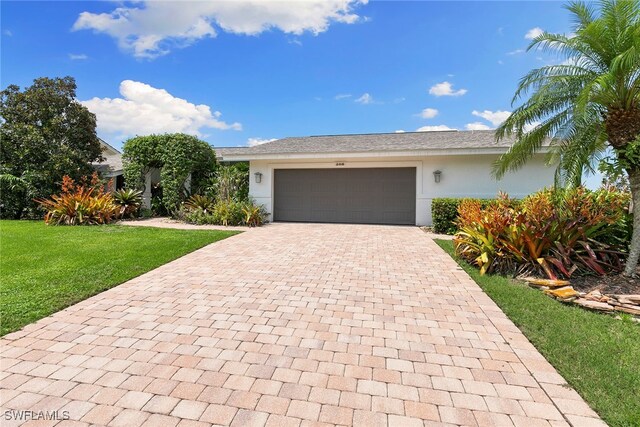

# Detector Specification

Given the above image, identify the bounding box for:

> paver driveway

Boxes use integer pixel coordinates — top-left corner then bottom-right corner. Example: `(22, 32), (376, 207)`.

(1, 223), (604, 427)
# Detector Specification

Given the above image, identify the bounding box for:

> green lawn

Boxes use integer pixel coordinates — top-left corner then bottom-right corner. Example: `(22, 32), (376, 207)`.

(435, 239), (640, 427)
(0, 221), (238, 336)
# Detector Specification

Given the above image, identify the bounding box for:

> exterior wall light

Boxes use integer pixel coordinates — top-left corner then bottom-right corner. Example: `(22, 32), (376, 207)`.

(254, 172), (263, 183)
(433, 170), (442, 183)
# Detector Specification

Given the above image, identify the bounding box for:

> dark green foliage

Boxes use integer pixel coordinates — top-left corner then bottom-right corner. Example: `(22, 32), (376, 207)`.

(230, 162), (250, 202)
(0, 76), (102, 218)
(122, 133), (217, 214)
(206, 163), (250, 202)
(437, 239), (640, 427)
(180, 163), (264, 226)
(431, 198), (493, 234)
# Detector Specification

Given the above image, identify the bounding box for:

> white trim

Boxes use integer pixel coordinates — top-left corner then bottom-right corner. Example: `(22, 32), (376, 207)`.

(222, 146), (550, 162)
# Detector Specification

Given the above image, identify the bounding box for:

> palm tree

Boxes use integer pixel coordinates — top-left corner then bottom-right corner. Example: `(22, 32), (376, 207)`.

(493, 0), (640, 276)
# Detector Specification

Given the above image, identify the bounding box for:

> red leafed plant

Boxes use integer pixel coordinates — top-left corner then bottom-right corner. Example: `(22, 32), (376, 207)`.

(454, 188), (629, 279)
(37, 173), (118, 225)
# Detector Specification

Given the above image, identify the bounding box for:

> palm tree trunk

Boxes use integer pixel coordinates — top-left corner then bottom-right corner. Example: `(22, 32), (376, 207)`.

(623, 168), (640, 277)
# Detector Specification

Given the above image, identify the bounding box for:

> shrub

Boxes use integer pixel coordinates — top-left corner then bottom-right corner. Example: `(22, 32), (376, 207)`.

(241, 201), (267, 227)
(207, 164), (249, 203)
(431, 197), (494, 234)
(212, 200), (244, 226)
(37, 174), (118, 225)
(184, 194), (215, 213)
(454, 188), (630, 279)
(122, 133), (217, 214)
(113, 189), (143, 218)
(182, 199), (268, 226)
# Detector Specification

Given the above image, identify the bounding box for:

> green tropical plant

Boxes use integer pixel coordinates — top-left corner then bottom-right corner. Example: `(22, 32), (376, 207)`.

(182, 199), (267, 227)
(242, 201), (267, 227)
(210, 164), (249, 202)
(493, 0), (640, 276)
(212, 200), (243, 226)
(113, 189), (143, 218)
(183, 194), (215, 213)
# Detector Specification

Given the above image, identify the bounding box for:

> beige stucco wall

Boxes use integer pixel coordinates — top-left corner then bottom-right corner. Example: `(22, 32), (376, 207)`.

(248, 154), (554, 226)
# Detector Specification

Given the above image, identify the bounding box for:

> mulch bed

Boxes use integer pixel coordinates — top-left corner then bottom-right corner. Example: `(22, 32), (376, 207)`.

(571, 274), (640, 295)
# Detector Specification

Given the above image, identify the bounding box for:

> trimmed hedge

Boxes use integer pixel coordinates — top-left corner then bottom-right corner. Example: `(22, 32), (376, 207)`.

(431, 198), (493, 234)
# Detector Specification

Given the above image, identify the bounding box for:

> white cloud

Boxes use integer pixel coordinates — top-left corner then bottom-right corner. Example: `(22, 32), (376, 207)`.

(69, 53), (88, 60)
(416, 125), (456, 132)
(472, 110), (511, 126)
(465, 122), (492, 130)
(2, 29), (12, 37)
(418, 108), (438, 119)
(73, 0), (367, 58)
(355, 93), (374, 104)
(468, 110), (539, 131)
(81, 80), (241, 139)
(428, 81), (467, 97)
(247, 137), (276, 147)
(334, 93), (352, 100)
(394, 130), (405, 133)
(525, 27), (544, 40)
(507, 48), (525, 55)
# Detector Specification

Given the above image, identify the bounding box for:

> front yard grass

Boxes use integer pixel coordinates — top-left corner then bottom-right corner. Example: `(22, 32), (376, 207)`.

(0, 220), (238, 336)
(436, 239), (640, 427)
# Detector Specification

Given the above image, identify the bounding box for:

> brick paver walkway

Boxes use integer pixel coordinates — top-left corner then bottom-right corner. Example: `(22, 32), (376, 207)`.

(1, 224), (605, 426)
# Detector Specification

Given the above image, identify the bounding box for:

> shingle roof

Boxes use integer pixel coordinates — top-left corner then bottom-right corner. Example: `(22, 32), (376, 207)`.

(92, 153), (123, 175)
(215, 130), (525, 158)
(214, 147), (249, 157)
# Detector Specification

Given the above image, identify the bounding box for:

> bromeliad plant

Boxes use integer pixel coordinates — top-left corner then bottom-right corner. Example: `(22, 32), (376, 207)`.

(183, 194), (215, 213)
(37, 173), (118, 225)
(454, 188), (630, 279)
(242, 202), (267, 227)
(113, 189), (143, 218)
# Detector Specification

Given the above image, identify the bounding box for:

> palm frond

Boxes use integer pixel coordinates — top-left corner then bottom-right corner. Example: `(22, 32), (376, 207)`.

(495, 0), (640, 186)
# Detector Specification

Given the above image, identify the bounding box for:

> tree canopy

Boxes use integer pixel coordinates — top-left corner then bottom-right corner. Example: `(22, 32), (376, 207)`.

(0, 76), (102, 218)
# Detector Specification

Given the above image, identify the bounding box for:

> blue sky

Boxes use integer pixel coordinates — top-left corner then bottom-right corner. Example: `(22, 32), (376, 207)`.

(2, 1), (574, 151)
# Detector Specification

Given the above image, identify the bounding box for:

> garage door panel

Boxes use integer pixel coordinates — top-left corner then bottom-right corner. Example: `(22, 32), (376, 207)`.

(273, 168), (416, 225)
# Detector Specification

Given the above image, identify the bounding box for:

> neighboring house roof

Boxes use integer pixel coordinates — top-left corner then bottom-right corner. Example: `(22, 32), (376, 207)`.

(99, 138), (121, 156)
(214, 147), (249, 158)
(217, 130), (547, 160)
(92, 154), (123, 176)
(92, 139), (123, 176)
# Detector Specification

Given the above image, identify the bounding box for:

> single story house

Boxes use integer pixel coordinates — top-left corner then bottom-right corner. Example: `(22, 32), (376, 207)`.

(92, 139), (125, 189)
(217, 130), (554, 226)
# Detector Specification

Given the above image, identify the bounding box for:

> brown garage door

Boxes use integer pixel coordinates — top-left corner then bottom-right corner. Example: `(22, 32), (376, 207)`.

(273, 168), (416, 225)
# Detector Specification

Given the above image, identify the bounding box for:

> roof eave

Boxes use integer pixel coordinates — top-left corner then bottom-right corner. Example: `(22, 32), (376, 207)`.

(219, 146), (551, 162)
